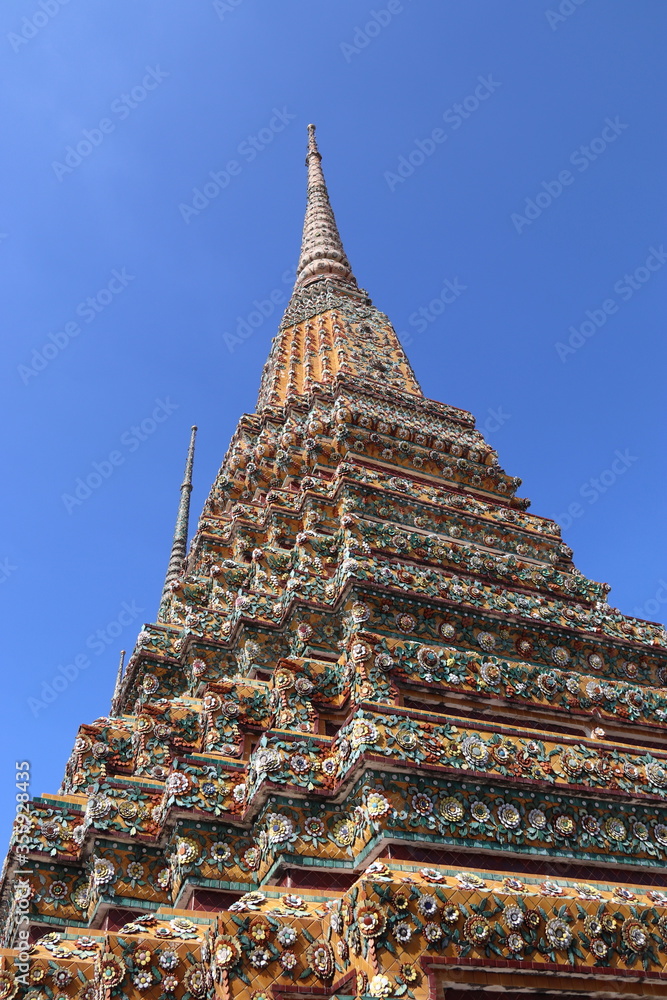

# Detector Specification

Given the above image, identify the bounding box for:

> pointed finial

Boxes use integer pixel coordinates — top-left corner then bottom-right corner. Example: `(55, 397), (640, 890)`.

(110, 649), (126, 717)
(293, 124), (358, 292)
(306, 123), (319, 157)
(158, 425), (198, 620)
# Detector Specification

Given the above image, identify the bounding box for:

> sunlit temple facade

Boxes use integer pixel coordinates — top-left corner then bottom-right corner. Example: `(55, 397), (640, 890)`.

(2, 125), (667, 1000)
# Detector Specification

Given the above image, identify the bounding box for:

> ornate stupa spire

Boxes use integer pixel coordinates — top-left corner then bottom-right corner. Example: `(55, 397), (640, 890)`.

(158, 424), (197, 619)
(109, 649), (125, 718)
(257, 125), (422, 409)
(293, 123), (358, 292)
(4, 120), (666, 1000)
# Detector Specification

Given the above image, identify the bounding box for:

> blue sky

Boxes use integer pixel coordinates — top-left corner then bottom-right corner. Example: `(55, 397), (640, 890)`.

(0, 1), (665, 848)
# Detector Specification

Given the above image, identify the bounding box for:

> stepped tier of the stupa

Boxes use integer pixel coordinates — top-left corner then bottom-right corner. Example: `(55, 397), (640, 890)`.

(1, 125), (666, 1000)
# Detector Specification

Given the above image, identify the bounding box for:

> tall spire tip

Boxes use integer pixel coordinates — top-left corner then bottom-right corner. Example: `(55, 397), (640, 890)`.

(158, 424), (198, 618)
(306, 124), (319, 161)
(293, 124), (357, 292)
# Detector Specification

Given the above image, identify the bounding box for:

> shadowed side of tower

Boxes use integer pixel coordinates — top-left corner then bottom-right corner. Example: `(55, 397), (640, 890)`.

(1, 126), (666, 1000)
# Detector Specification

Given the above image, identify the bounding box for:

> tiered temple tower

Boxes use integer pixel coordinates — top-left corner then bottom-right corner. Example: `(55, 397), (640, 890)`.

(2, 125), (667, 1000)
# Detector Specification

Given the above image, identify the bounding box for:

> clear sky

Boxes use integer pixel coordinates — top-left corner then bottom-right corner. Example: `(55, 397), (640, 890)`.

(0, 1), (665, 849)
